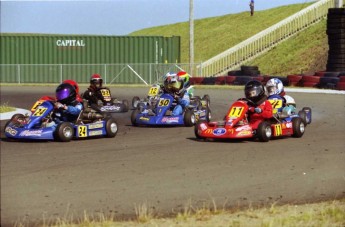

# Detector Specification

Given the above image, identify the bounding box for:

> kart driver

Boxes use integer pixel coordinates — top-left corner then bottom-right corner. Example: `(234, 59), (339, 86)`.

(266, 78), (296, 118)
(163, 72), (190, 116)
(82, 74), (112, 111)
(44, 83), (83, 128)
(62, 79), (83, 102)
(244, 80), (273, 122)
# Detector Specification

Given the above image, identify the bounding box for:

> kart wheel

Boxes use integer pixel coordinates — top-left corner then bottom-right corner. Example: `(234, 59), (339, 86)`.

(202, 94), (211, 108)
(292, 117), (305, 138)
(194, 120), (206, 139)
(122, 99), (129, 112)
(54, 122), (74, 142)
(184, 109), (196, 127)
(302, 107), (312, 124)
(131, 108), (141, 126)
(205, 107), (212, 122)
(105, 118), (118, 138)
(257, 121), (272, 142)
(132, 96), (140, 109)
(298, 110), (307, 126)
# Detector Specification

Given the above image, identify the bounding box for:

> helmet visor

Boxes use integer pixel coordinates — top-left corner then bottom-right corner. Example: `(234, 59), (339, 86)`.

(56, 88), (70, 101)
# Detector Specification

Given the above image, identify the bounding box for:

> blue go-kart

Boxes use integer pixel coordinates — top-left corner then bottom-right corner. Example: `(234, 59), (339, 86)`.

(4, 100), (118, 142)
(131, 92), (211, 127)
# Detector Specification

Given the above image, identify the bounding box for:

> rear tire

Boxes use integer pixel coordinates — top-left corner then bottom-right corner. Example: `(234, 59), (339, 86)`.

(54, 122), (74, 142)
(105, 118), (118, 138)
(132, 96), (140, 109)
(292, 117), (305, 138)
(122, 99), (129, 112)
(298, 110), (307, 126)
(184, 109), (196, 127)
(302, 107), (312, 124)
(257, 121), (272, 142)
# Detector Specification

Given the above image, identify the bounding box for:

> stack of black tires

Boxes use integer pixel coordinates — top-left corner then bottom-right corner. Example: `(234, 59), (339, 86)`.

(326, 8), (345, 72)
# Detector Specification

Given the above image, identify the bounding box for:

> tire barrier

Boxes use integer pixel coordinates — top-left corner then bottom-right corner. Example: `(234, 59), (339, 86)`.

(326, 8), (345, 72)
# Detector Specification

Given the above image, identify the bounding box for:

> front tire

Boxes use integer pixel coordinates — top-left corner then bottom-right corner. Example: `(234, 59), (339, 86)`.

(132, 96), (140, 109)
(54, 122), (74, 142)
(131, 108), (141, 126)
(257, 121), (272, 142)
(302, 107), (312, 124)
(105, 118), (118, 138)
(122, 99), (129, 112)
(292, 117), (305, 138)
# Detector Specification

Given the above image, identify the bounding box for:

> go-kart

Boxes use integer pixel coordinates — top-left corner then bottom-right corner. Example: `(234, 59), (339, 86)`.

(131, 92), (211, 127)
(267, 94), (312, 125)
(194, 98), (306, 142)
(132, 84), (211, 111)
(4, 99), (118, 142)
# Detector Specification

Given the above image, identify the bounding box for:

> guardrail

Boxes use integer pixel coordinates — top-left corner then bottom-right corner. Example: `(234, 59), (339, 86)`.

(0, 63), (202, 85)
(200, 0), (338, 77)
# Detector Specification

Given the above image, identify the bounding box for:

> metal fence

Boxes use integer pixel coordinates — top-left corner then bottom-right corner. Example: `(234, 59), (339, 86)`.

(200, 0), (339, 76)
(0, 63), (202, 85)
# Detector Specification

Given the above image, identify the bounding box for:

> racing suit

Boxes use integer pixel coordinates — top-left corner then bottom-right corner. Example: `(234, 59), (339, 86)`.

(172, 90), (190, 116)
(247, 99), (273, 129)
(83, 86), (112, 112)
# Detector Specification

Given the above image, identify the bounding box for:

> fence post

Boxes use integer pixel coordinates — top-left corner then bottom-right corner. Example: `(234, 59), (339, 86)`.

(18, 64), (20, 84)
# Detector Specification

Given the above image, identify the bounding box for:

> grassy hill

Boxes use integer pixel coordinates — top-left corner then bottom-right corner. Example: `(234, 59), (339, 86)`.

(130, 3), (328, 76)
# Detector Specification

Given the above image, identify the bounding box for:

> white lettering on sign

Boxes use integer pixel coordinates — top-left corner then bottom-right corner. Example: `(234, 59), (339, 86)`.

(56, 40), (86, 47)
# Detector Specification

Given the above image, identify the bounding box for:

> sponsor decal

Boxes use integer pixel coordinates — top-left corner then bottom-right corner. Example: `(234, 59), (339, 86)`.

(19, 130), (43, 137)
(100, 105), (121, 111)
(56, 39), (85, 47)
(88, 122), (104, 129)
(200, 123), (208, 131)
(161, 117), (179, 123)
(204, 129), (213, 134)
(139, 117), (150, 121)
(213, 128), (226, 136)
(285, 122), (292, 128)
(235, 125), (251, 132)
(237, 130), (252, 136)
(5, 127), (17, 136)
(89, 130), (103, 136)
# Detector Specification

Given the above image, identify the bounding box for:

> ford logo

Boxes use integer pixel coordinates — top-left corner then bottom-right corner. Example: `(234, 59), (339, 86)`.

(213, 128), (226, 136)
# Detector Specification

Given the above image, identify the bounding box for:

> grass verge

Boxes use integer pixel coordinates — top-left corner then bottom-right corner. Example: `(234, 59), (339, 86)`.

(0, 103), (16, 113)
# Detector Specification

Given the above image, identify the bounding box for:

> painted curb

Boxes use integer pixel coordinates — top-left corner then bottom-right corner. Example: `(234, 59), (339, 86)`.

(0, 108), (31, 121)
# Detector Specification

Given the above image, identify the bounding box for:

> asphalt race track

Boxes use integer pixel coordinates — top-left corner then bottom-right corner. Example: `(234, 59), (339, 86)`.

(1, 85), (344, 226)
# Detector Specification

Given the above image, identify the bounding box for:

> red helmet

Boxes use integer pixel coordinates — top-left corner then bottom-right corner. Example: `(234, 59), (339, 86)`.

(90, 74), (103, 88)
(62, 79), (79, 94)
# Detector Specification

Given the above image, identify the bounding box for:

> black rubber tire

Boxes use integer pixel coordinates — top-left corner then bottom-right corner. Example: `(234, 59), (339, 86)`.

(131, 108), (141, 126)
(202, 94), (211, 108)
(257, 121), (272, 142)
(298, 110), (308, 126)
(54, 122), (74, 142)
(122, 99), (129, 112)
(184, 109), (196, 127)
(302, 107), (312, 124)
(132, 96), (140, 109)
(105, 118), (118, 138)
(292, 117), (305, 138)
(205, 107), (212, 122)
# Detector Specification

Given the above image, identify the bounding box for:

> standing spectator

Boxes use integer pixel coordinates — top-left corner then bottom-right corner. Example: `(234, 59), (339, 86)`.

(249, 0), (254, 16)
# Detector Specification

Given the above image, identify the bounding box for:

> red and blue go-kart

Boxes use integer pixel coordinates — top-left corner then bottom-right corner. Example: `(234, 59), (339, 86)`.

(131, 92), (211, 127)
(194, 98), (306, 142)
(4, 99), (118, 142)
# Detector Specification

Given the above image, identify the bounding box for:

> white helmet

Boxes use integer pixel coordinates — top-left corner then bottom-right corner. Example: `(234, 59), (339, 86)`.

(266, 78), (284, 96)
(284, 95), (296, 107)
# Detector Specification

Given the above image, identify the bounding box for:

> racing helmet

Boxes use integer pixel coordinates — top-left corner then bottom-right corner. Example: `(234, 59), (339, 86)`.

(163, 73), (182, 93)
(56, 83), (77, 105)
(266, 78), (284, 96)
(284, 95), (296, 107)
(244, 80), (266, 103)
(62, 79), (79, 94)
(177, 71), (191, 88)
(90, 74), (103, 88)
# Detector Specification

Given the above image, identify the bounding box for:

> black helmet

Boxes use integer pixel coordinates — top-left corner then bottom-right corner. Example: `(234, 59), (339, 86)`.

(56, 83), (77, 105)
(244, 80), (266, 104)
